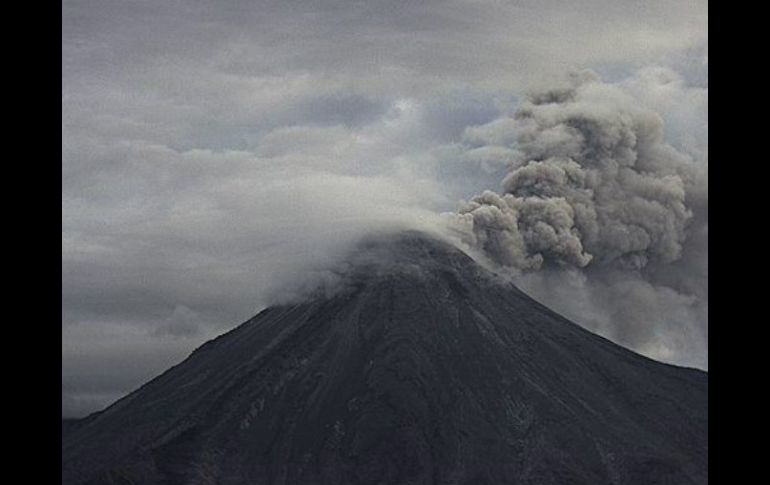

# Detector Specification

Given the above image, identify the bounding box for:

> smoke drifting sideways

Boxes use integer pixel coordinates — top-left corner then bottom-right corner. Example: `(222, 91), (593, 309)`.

(446, 71), (708, 369)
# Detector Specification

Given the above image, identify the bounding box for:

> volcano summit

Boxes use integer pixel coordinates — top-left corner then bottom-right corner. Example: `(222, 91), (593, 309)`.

(61, 231), (707, 485)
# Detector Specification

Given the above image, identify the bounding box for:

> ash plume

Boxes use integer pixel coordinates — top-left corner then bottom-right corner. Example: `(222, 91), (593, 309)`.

(451, 71), (699, 271)
(447, 70), (708, 368)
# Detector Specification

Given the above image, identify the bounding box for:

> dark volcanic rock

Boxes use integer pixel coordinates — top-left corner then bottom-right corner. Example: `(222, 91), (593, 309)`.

(62, 231), (708, 485)
(62, 419), (82, 437)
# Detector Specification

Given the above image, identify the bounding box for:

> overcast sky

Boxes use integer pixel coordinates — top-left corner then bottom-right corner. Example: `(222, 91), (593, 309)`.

(62, 0), (707, 417)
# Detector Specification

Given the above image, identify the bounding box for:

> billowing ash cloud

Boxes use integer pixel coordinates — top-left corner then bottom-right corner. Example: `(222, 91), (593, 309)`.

(447, 70), (707, 369)
(450, 71), (699, 272)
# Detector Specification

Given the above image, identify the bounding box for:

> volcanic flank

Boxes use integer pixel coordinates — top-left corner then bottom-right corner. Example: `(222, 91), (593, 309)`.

(61, 231), (708, 485)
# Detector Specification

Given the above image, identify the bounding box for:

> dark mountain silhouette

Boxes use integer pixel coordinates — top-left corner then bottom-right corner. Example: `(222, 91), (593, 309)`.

(62, 231), (708, 485)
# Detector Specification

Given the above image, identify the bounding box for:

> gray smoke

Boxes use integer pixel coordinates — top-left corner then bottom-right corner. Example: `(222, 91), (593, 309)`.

(447, 70), (707, 369)
(451, 70), (699, 271)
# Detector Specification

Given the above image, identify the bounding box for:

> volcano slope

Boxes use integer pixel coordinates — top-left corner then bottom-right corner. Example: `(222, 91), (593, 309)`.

(62, 231), (707, 485)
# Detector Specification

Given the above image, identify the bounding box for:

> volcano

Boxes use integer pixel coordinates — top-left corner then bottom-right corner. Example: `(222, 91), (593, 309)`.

(61, 231), (708, 485)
